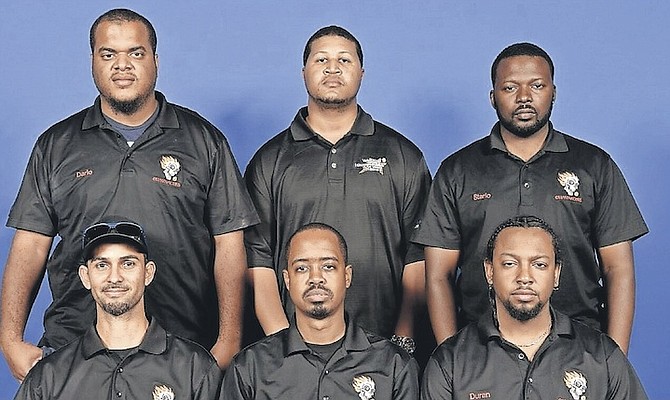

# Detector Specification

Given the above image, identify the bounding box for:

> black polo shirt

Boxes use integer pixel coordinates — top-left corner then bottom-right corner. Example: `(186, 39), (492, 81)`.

(244, 106), (431, 337)
(412, 123), (648, 329)
(7, 92), (259, 349)
(222, 317), (419, 399)
(421, 309), (648, 399)
(14, 319), (223, 400)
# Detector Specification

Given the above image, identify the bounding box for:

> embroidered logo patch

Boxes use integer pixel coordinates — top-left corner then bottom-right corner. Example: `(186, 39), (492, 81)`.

(160, 155), (181, 181)
(355, 157), (387, 175)
(557, 171), (580, 196)
(152, 384), (175, 400)
(352, 375), (376, 400)
(563, 370), (587, 400)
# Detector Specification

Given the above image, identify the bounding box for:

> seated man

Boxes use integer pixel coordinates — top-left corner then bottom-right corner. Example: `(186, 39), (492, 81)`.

(421, 216), (647, 400)
(14, 219), (222, 399)
(223, 223), (419, 399)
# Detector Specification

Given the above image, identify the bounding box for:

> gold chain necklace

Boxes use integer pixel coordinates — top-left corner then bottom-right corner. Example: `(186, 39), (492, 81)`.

(502, 322), (552, 348)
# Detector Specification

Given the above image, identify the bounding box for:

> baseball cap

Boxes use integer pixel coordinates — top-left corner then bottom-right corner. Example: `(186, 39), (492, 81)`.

(82, 219), (148, 261)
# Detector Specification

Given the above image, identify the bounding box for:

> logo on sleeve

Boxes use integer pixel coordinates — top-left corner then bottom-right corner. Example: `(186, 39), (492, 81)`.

(563, 370), (587, 400)
(352, 375), (376, 400)
(152, 384), (175, 400)
(355, 157), (387, 175)
(554, 171), (582, 203)
(152, 155), (182, 188)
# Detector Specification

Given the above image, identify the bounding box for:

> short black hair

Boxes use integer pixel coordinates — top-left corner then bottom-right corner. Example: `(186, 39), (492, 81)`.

(90, 8), (157, 54)
(485, 215), (562, 267)
(491, 42), (554, 86)
(303, 25), (363, 67)
(285, 222), (348, 267)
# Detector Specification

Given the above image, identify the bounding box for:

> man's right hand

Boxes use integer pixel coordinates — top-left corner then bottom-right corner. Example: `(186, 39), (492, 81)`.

(2, 340), (42, 382)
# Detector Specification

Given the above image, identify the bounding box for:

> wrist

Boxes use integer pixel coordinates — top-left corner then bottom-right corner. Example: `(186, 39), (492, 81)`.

(390, 334), (416, 355)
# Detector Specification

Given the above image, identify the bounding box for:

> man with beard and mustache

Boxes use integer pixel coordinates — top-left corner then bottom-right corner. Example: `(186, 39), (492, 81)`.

(1, 8), (258, 381)
(14, 219), (222, 399)
(421, 216), (648, 400)
(244, 25), (432, 362)
(412, 43), (647, 354)
(223, 223), (419, 399)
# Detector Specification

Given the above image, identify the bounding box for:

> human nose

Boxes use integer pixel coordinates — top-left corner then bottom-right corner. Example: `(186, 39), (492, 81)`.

(323, 60), (341, 75)
(516, 263), (533, 285)
(107, 265), (123, 283)
(308, 267), (325, 285)
(516, 85), (532, 103)
(113, 53), (133, 70)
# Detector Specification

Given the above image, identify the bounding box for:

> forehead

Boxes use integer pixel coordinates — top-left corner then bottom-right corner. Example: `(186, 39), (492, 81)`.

(494, 227), (555, 256)
(89, 242), (143, 259)
(495, 55), (552, 82)
(309, 35), (358, 56)
(93, 20), (151, 48)
(288, 229), (343, 260)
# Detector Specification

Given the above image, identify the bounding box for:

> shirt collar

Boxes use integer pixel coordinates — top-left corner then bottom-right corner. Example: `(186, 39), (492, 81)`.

(81, 317), (168, 359)
(81, 91), (179, 132)
(477, 306), (574, 343)
(283, 314), (371, 357)
(488, 121), (569, 156)
(289, 105), (375, 142)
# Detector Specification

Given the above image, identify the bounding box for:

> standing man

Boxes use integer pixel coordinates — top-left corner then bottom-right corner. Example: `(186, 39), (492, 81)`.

(421, 216), (648, 399)
(224, 223), (419, 399)
(412, 42), (648, 352)
(1, 8), (258, 380)
(15, 219), (223, 399)
(244, 26), (431, 356)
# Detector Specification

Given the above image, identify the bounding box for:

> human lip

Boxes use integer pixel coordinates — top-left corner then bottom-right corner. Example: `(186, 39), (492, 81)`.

(112, 74), (136, 87)
(322, 77), (343, 87)
(514, 106), (536, 119)
(103, 285), (129, 297)
(511, 288), (537, 302)
(303, 288), (332, 302)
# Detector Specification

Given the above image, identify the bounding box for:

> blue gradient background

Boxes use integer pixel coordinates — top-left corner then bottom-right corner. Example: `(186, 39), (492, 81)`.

(1, 1), (668, 398)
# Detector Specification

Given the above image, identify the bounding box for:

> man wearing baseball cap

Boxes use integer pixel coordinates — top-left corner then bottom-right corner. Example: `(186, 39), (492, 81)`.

(14, 219), (223, 399)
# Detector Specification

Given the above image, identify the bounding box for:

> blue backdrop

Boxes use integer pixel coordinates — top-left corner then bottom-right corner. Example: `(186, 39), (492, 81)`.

(1, 1), (668, 398)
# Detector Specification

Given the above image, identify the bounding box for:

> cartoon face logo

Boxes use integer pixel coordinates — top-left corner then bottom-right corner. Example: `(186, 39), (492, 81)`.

(352, 375), (376, 400)
(563, 370), (587, 400)
(557, 171), (580, 197)
(152, 384), (175, 400)
(354, 157), (387, 175)
(160, 155), (181, 181)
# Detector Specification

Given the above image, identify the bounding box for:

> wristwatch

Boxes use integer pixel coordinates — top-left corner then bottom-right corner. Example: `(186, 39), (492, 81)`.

(391, 334), (416, 355)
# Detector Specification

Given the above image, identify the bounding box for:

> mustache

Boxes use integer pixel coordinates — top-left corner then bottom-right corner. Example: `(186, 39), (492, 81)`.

(303, 284), (333, 299)
(515, 104), (537, 114)
(102, 284), (130, 292)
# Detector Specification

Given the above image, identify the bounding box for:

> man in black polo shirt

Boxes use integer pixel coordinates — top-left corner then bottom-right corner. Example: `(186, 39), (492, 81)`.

(421, 216), (647, 399)
(224, 223), (419, 399)
(412, 42), (648, 353)
(14, 219), (222, 399)
(1, 8), (258, 380)
(244, 25), (431, 357)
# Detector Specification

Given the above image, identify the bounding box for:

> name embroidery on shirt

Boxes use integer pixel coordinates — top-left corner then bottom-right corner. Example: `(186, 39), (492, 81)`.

(152, 384), (175, 400)
(554, 171), (582, 203)
(352, 374), (376, 400)
(152, 155), (182, 188)
(355, 157), (387, 175)
(75, 168), (94, 179)
(468, 391), (491, 399)
(563, 370), (588, 400)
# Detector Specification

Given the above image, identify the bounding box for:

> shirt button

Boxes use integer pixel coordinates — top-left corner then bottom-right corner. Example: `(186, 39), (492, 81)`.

(323, 397), (330, 400)
(331, 148), (337, 154)
(117, 367), (123, 373)
(523, 182), (530, 189)
(518, 353), (525, 360)
(528, 377), (533, 383)
(324, 370), (329, 375)
(331, 163), (337, 169)
(116, 391), (122, 397)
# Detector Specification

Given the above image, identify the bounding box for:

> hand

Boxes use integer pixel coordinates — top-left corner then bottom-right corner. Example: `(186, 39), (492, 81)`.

(2, 340), (42, 382)
(210, 339), (238, 371)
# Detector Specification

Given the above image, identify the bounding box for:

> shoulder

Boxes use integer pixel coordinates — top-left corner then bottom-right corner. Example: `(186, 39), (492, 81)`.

(556, 130), (614, 160)
(362, 329), (415, 366)
(431, 323), (481, 362)
(231, 329), (287, 366)
(166, 332), (219, 366)
(33, 107), (91, 147)
(567, 318), (620, 356)
(163, 101), (231, 144)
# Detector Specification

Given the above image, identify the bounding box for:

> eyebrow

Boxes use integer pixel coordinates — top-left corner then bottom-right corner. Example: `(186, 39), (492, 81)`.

(291, 256), (339, 265)
(90, 254), (141, 262)
(97, 45), (147, 54)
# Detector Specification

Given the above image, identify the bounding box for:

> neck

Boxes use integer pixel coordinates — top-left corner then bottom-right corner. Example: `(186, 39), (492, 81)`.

(95, 305), (149, 350)
(500, 123), (550, 162)
(101, 93), (158, 126)
(496, 304), (552, 347)
(295, 311), (346, 345)
(305, 100), (358, 144)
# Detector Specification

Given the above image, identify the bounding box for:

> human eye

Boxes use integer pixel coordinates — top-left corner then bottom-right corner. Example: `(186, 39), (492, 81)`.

(315, 57), (327, 64)
(100, 52), (115, 61)
(322, 263), (336, 271)
(339, 57), (351, 64)
(295, 264), (308, 273)
(94, 261), (109, 270)
(122, 260), (137, 269)
(129, 50), (145, 59)
(533, 261), (548, 270)
(531, 82), (545, 90)
(502, 85), (516, 93)
(501, 260), (517, 268)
